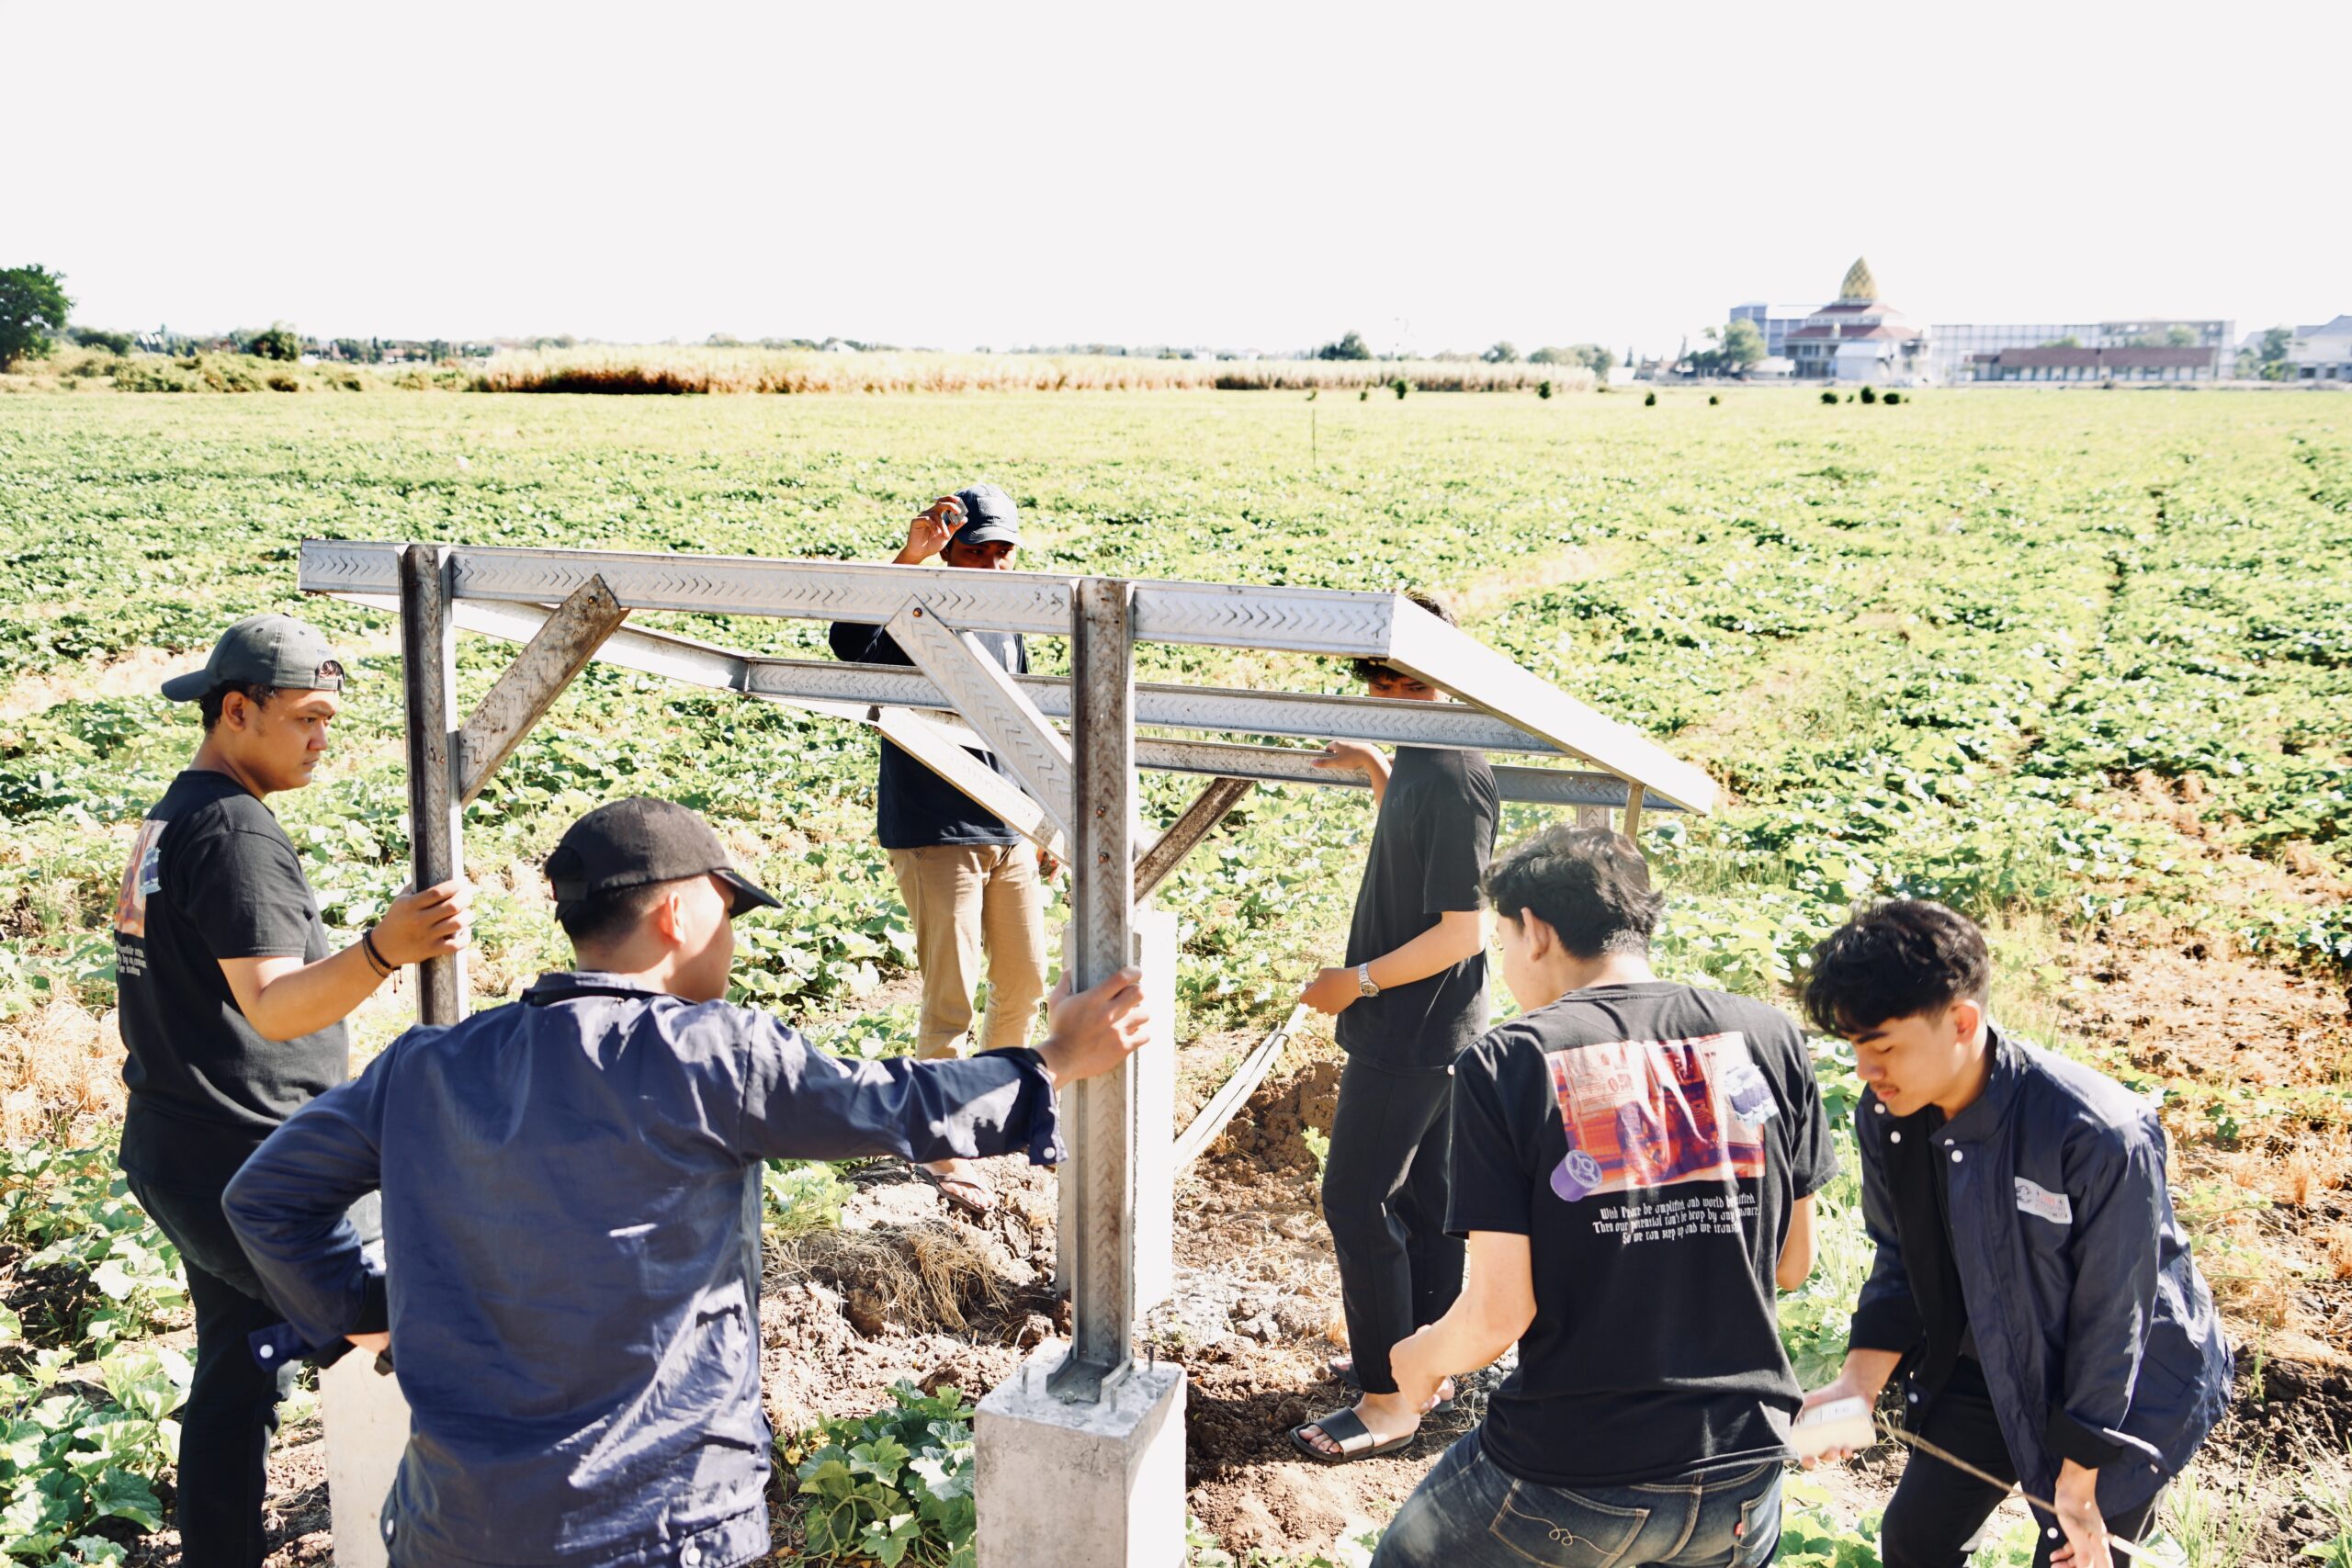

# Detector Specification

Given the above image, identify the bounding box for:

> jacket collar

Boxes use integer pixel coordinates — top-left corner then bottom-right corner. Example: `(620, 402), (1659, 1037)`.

(521, 971), (679, 1006)
(1936, 1025), (2026, 1145)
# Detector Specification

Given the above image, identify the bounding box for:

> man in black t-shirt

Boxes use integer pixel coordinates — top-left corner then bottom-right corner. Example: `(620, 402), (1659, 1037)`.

(114, 615), (470, 1568)
(1368, 827), (1837, 1566)
(827, 485), (1052, 1219)
(1293, 594), (1500, 1462)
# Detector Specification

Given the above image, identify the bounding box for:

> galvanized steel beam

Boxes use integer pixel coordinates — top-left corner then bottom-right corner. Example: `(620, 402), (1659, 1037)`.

(1131, 738), (1680, 810)
(455, 576), (630, 807)
(398, 545), (466, 1025)
(886, 598), (1077, 844)
(1134, 777), (1253, 901)
(1050, 579), (1138, 1404)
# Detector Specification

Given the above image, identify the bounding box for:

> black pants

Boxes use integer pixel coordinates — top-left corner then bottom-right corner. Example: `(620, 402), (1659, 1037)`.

(1883, 1383), (2162, 1568)
(1321, 1057), (1463, 1395)
(123, 1172), (298, 1568)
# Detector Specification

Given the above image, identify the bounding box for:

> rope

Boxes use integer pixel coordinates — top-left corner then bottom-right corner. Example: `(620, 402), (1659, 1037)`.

(1870, 1416), (2173, 1567)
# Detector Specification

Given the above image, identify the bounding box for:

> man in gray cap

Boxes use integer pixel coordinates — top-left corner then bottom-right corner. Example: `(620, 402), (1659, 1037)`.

(116, 614), (470, 1568)
(827, 484), (1051, 1217)
(224, 795), (1150, 1568)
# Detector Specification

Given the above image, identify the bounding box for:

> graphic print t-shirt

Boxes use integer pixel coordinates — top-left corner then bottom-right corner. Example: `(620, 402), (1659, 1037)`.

(1448, 980), (1838, 1487)
(113, 770), (347, 1188)
(1335, 746), (1500, 1073)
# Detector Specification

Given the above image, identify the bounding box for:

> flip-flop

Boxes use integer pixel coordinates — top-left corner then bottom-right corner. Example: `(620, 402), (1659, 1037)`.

(1289, 1405), (1419, 1465)
(917, 1166), (996, 1221)
(1325, 1357), (1457, 1414)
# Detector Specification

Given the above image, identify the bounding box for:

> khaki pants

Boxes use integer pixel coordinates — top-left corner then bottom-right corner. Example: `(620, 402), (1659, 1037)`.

(888, 841), (1050, 1061)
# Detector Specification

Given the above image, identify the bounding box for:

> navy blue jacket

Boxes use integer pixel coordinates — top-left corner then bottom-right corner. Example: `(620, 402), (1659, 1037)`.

(826, 619), (1028, 850)
(222, 973), (1063, 1568)
(1849, 1030), (2231, 1518)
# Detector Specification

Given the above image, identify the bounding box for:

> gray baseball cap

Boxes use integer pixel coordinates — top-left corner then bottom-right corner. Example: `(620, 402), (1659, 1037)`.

(952, 483), (1022, 547)
(160, 615), (348, 703)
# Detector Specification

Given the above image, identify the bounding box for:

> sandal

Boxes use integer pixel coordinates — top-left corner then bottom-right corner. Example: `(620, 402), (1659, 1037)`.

(1289, 1405), (1419, 1465)
(1326, 1356), (1458, 1414)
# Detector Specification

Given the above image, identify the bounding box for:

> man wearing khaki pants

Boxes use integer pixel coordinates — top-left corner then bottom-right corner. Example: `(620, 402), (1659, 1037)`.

(829, 483), (1053, 1217)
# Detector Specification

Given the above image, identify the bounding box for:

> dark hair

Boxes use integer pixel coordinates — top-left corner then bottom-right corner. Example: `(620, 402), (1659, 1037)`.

(198, 682), (280, 732)
(1352, 591), (1456, 684)
(1802, 899), (1990, 1036)
(555, 877), (692, 953)
(1482, 825), (1664, 958)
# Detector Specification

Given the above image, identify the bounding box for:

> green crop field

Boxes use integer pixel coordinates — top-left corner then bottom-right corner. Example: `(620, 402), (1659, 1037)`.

(2, 388), (2349, 1564)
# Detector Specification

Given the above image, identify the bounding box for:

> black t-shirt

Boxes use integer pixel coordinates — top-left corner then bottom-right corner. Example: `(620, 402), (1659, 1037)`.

(1448, 980), (1839, 1487)
(113, 770), (348, 1190)
(1335, 746), (1499, 1073)
(827, 621), (1028, 851)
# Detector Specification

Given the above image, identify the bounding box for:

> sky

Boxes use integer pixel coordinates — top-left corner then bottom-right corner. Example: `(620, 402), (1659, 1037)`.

(15, 1), (2346, 359)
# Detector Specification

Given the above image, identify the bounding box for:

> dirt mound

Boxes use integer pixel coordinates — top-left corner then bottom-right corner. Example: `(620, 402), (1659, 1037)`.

(1206, 1055), (1339, 1174)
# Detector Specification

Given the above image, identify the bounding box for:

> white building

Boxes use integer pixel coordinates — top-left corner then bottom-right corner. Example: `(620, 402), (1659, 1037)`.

(1930, 320), (2233, 382)
(2290, 315), (2352, 381)
(1784, 258), (1932, 383)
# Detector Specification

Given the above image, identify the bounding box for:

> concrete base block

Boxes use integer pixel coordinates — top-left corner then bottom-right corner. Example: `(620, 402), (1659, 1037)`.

(1057, 906), (1177, 1312)
(319, 1352), (411, 1568)
(975, 1342), (1186, 1568)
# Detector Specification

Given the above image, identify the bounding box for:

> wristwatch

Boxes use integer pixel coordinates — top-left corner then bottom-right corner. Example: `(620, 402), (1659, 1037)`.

(1356, 963), (1380, 998)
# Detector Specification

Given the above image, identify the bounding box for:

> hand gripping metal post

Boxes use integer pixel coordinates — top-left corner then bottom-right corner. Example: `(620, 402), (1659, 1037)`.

(1047, 579), (1139, 1404)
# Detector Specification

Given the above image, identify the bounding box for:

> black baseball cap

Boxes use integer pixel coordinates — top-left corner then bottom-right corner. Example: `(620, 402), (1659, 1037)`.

(161, 615), (347, 702)
(545, 797), (782, 916)
(951, 483), (1022, 547)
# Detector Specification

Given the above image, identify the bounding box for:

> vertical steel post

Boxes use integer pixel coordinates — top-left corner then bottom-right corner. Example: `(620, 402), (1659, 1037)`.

(400, 543), (467, 1026)
(1048, 578), (1136, 1404)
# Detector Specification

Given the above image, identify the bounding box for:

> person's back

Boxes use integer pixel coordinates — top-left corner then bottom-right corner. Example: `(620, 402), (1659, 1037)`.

(224, 797), (1150, 1568)
(1371, 826), (1835, 1568)
(1457, 979), (1832, 1485)
(358, 980), (781, 1562)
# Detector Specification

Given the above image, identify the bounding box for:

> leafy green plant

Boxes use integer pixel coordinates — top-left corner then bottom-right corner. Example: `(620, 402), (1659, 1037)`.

(791, 1382), (976, 1567)
(0, 1328), (188, 1562)
(763, 1160), (851, 1239)
(0, 1143), (187, 1345)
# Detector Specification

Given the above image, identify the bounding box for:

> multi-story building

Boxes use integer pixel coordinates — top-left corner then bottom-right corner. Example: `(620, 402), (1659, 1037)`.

(1932, 320), (2233, 381)
(1783, 258), (1933, 383)
(2289, 316), (2352, 381)
(1963, 346), (2222, 383)
(1727, 300), (1823, 360)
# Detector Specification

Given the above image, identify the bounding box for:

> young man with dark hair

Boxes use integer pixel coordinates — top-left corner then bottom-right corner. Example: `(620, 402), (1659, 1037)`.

(1293, 593), (1501, 1461)
(828, 484), (1050, 1217)
(1369, 824), (1836, 1563)
(1798, 900), (2230, 1568)
(224, 795), (1151, 1568)
(115, 615), (470, 1568)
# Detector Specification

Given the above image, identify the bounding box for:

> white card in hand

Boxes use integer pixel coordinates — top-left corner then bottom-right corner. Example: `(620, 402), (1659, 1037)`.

(1789, 1396), (1874, 1459)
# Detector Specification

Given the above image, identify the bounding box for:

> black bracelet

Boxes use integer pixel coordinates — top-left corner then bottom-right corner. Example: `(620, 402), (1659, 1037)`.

(361, 926), (394, 977)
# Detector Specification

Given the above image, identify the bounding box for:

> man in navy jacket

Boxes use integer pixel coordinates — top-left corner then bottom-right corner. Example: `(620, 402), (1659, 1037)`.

(1799, 900), (2229, 1568)
(223, 796), (1149, 1568)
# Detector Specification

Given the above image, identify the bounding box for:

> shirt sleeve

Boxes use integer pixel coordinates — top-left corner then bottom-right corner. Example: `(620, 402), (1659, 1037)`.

(828, 621), (899, 665)
(1416, 764), (1498, 915)
(730, 1012), (1063, 1168)
(221, 1055), (392, 1351)
(175, 824), (319, 960)
(1445, 1040), (1534, 1237)
(1846, 1104), (1927, 1355)
(2045, 1117), (2169, 1472)
(1783, 1032), (1841, 1200)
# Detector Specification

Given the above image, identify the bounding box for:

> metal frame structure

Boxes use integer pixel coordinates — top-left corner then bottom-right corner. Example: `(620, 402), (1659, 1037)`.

(304, 536), (1713, 1406)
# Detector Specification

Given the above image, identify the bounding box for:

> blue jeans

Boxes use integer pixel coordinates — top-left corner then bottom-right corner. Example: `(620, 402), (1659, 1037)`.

(1374, 1432), (1782, 1568)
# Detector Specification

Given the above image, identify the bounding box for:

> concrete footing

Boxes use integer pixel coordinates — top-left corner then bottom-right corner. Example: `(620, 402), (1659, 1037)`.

(318, 1351), (410, 1568)
(975, 1341), (1187, 1568)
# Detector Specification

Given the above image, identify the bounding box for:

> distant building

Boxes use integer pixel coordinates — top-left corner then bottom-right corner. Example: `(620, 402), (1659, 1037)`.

(1932, 320), (2233, 382)
(2289, 315), (2352, 381)
(1966, 346), (2221, 383)
(1785, 258), (1932, 383)
(1727, 301), (1823, 360)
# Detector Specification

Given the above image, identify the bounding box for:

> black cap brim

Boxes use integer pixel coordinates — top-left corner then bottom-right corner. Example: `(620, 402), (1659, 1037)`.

(714, 867), (782, 916)
(159, 669), (214, 703)
(952, 524), (1020, 547)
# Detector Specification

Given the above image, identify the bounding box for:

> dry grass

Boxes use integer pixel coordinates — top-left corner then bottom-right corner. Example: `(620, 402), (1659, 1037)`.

(0, 999), (128, 1143)
(776, 1221), (1022, 1336)
(469, 346), (1593, 397)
